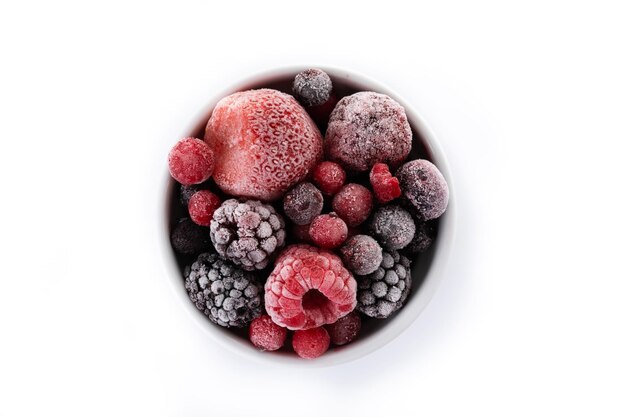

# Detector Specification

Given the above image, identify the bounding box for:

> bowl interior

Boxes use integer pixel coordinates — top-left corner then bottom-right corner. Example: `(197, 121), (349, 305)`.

(161, 66), (455, 367)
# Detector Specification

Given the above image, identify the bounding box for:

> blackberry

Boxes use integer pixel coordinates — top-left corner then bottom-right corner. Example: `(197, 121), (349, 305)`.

(368, 205), (416, 250)
(357, 250), (412, 319)
(170, 218), (212, 255)
(210, 199), (286, 271)
(292, 68), (333, 107)
(184, 252), (263, 327)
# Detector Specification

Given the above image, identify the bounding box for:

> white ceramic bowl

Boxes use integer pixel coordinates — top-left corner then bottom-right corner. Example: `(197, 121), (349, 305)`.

(160, 66), (455, 367)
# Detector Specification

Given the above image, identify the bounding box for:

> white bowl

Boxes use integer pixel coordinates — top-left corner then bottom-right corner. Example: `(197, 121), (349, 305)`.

(160, 66), (455, 367)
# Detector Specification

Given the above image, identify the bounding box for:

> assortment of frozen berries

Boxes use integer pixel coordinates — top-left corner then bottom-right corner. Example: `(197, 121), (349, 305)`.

(167, 68), (450, 359)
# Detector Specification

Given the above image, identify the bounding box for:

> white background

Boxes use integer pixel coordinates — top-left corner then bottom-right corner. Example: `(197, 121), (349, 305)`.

(1, 1), (625, 416)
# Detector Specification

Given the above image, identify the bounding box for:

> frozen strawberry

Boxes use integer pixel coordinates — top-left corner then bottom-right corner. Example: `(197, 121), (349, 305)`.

(205, 89), (323, 201)
(265, 244), (357, 330)
(370, 163), (401, 203)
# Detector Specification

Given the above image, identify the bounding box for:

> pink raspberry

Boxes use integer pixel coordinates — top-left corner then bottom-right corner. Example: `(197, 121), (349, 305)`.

(292, 327), (330, 359)
(370, 163), (401, 203)
(205, 89), (323, 201)
(309, 213), (348, 249)
(188, 190), (221, 226)
(332, 184), (373, 227)
(265, 244), (357, 330)
(168, 138), (215, 185)
(249, 315), (287, 351)
(312, 161), (346, 195)
(326, 311), (361, 346)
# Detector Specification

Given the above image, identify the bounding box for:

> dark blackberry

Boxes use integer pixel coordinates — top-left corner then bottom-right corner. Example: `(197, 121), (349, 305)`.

(170, 218), (212, 255)
(282, 182), (324, 226)
(292, 68), (333, 107)
(209, 199), (286, 270)
(184, 252), (263, 327)
(357, 250), (412, 319)
(368, 205), (416, 250)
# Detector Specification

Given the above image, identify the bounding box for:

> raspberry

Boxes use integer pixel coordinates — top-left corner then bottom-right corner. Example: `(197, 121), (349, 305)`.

(170, 218), (212, 255)
(292, 68), (333, 107)
(368, 205), (416, 250)
(210, 199), (286, 270)
(396, 159), (449, 221)
(309, 213), (348, 249)
(326, 311), (361, 346)
(184, 252), (263, 327)
(188, 190), (221, 226)
(168, 138), (215, 185)
(312, 161), (346, 195)
(283, 182), (324, 226)
(403, 221), (435, 255)
(249, 315), (287, 351)
(370, 163), (401, 203)
(205, 89), (323, 201)
(265, 244), (357, 330)
(325, 92), (412, 172)
(292, 327), (330, 359)
(332, 184), (373, 227)
(339, 235), (383, 275)
(357, 250), (412, 318)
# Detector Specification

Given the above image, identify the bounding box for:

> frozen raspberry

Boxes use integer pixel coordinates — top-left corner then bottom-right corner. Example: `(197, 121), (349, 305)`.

(188, 190), (221, 226)
(403, 221), (435, 255)
(368, 205), (416, 250)
(332, 184), (373, 227)
(309, 213), (348, 249)
(292, 327), (330, 359)
(292, 68), (333, 107)
(205, 89), (323, 201)
(249, 315), (287, 351)
(312, 161), (346, 195)
(357, 250), (412, 319)
(339, 235), (383, 275)
(265, 244), (357, 330)
(210, 199), (286, 271)
(370, 163), (401, 203)
(283, 182), (324, 226)
(168, 138), (215, 185)
(170, 218), (212, 255)
(325, 92), (412, 172)
(292, 223), (312, 243)
(396, 159), (449, 220)
(326, 311), (361, 346)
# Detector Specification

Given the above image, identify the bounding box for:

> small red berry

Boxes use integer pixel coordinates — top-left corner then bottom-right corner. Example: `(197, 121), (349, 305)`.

(168, 138), (215, 185)
(249, 315), (287, 351)
(332, 184), (373, 227)
(188, 190), (221, 226)
(369, 163), (401, 203)
(292, 327), (331, 359)
(309, 213), (348, 249)
(312, 161), (346, 195)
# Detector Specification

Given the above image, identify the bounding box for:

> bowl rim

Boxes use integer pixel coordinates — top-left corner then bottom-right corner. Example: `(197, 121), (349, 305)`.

(159, 65), (456, 367)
